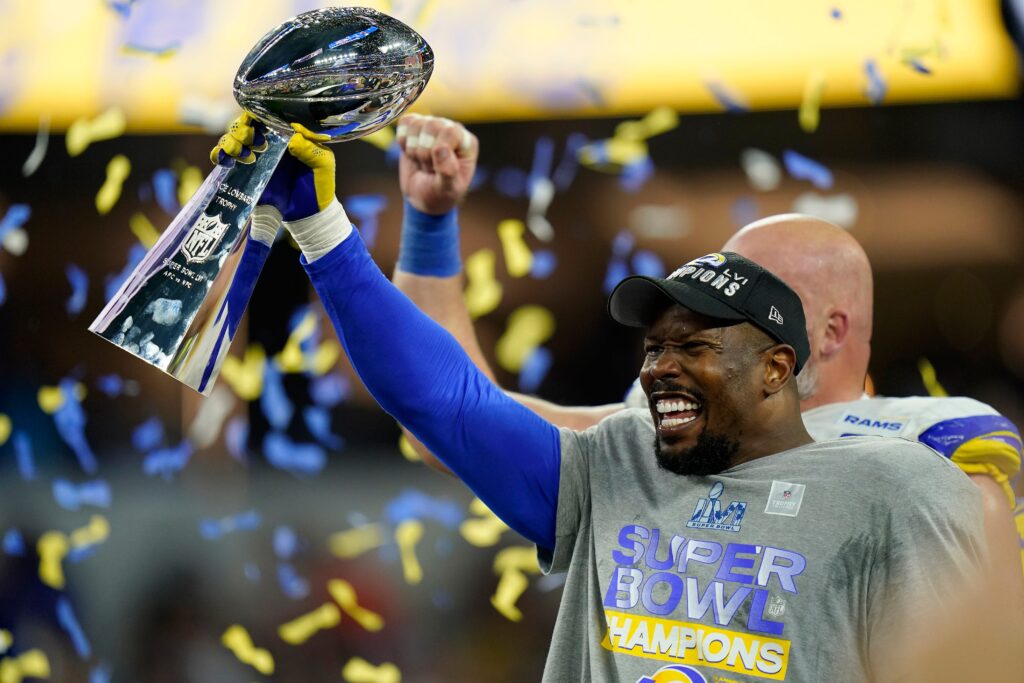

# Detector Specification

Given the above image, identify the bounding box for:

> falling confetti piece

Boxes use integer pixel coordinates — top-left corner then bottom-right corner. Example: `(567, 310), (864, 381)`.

(2, 529), (24, 556)
(278, 603), (341, 645)
(152, 169), (179, 215)
(781, 150), (834, 190)
(52, 379), (98, 474)
(56, 596), (92, 659)
(907, 57), (932, 75)
(12, 432), (35, 481)
(529, 250), (557, 279)
(177, 165), (203, 207)
(459, 498), (509, 547)
(740, 148), (782, 191)
(346, 194), (388, 249)
(799, 70), (827, 133)
(0, 204), (31, 247)
(704, 80), (748, 113)
(66, 108), (127, 157)
(105, 243), (146, 300)
(221, 625), (274, 676)
(142, 440), (193, 480)
(187, 385), (235, 449)
(121, 41), (180, 58)
(273, 526), (299, 559)
(495, 305), (556, 373)
(52, 479), (111, 511)
(261, 362), (293, 430)
(310, 372), (349, 407)
(89, 663), (111, 683)
(132, 416), (164, 451)
(0, 649), (50, 683)
(398, 434), (421, 462)
(577, 138), (647, 171)
(199, 509), (261, 540)
(385, 489), (464, 528)
(65, 264), (89, 316)
(553, 133), (588, 191)
(277, 563), (310, 600)
(328, 579), (385, 631)
(519, 347), (553, 394)
(791, 192), (858, 228)
(464, 249), (503, 319)
(328, 524), (386, 559)
(264, 432), (326, 476)
(304, 406), (344, 450)
(221, 345), (266, 400)
(342, 657), (401, 683)
(38, 531), (70, 589)
(864, 59), (887, 105)
(631, 250), (666, 279)
(69, 515), (110, 551)
(0, 630), (10, 654)
(831, 6), (842, 19)
(614, 106), (679, 142)
(917, 358), (949, 397)
(21, 116), (49, 177)
(0, 414), (9, 446)
(129, 213), (160, 248)
(95, 155), (131, 215)
(394, 520), (424, 584)
(490, 567), (530, 622)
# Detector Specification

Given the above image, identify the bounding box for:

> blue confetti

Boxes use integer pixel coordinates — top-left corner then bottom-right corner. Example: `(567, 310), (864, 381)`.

(89, 664), (112, 683)
(67, 543), (101, 564)
(303, 406), (344, 450)
(56, 596), (92, 659)
(385, 138), (401, 166)
(54, 378), (98, 474)
(864, 59), (887, 105)
(276, 562), (310, 600)
(13, 431), (35, 480)
(611, 230), (635, 257)
(528, 136), (555, 190)
(705, 81), (748, 113)
(105, 243), (146, 301)
(603, 258), (631, 294)
(243, 562), (261, 582)
(132, 416), (164, 451)
(96, 374), (125, 397)
(631, 250), (666, 278)
(3, 528), (25, 556)
(519, 347), (553, 394)
(345, 194), (387, 250)
(529, 250), (558, 279)
(0, 204), (30, 243)
(65, 263), (89, 316)
(107, 0), (137, 18)
(907, 57), (931, 75)
(224, 416), (248, 462)
(260, 362), (293, 430)
(199, 509), (261, 540)
(620, 156), (654, 193)
(493, 167), (529, 198)
(273, 525), (299, 559)
(384, 488), (464, 529)
(152, 169), (179, 215)
(53, 479), (111, 511)
(831, 7), (842, 19)
(309, 372), (349, 407)
(264, 432), (325, 476)
(142, 440), (192, 480)
(781, 150), (834, 189)
(553, 133), (588, 191)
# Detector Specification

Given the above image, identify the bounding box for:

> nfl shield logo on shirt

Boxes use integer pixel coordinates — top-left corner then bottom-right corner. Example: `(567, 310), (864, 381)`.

(764, 480), (806, 517)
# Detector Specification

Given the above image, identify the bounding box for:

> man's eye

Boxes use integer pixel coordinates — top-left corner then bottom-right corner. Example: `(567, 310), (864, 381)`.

(682, 341), (706, 352)
(644, 345), (662, 356)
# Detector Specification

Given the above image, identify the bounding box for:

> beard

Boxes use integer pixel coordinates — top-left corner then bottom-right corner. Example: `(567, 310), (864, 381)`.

(654, 429), (740, 476)
(795, 355), (819, 402)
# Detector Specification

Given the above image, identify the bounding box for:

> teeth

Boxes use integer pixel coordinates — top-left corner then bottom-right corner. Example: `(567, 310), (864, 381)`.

(661, 415), (697, 428)
(655, 399), (701, 414)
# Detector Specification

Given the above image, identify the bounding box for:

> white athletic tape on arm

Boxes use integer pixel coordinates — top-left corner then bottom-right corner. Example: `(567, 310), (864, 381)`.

(284, 199), (353, 263)
(249, 205), (282, 247)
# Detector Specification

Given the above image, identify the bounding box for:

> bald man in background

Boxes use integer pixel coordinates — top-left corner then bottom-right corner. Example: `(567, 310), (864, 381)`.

(390, 115), (1023, 594)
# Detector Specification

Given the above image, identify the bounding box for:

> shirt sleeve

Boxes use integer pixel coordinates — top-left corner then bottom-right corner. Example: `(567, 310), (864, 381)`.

(302, 231), (562, 549)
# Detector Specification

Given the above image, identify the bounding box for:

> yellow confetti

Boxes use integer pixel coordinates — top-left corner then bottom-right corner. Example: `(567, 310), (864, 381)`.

(0, 648), (50, 683)
(177, 165), (204, 207)
(120, 43), (180, 59)
(799, 69), (827, 133)
(37, 532), (69, 590)
(398, 434), (421, 463)
(495, 305), (555, 373)
(95, 154), (131, 215)
(918, 358), (949, 397)
(37, 386), (65, 414)
(361, 126), (395, 151)
(328, 524), (386, 559)
(0, 415), (10, 447)
(493, 545), (541, 574)
(463, 249), (503, 320)
(69, 515), (109, 549)
(278, 603), (341, 645)
(0, 629), (11, 654)
(497, 219), (533, 278)
(221, 624), (274, 676)
(220, 344), (266, 400)
(66, 107), (126, 157)
(328, 579), (385, 632)
(577, 137), (647, 171)
(394, 520), (424, 585)
(308, 340), (341, 376)
(459, 497), (509, 548)
(129, 212), (160, 248)
(342, 657), (401, 683)
(490, 568), (530, 622)
(614, 106), (679, 142)
(275, 341), (305, 373)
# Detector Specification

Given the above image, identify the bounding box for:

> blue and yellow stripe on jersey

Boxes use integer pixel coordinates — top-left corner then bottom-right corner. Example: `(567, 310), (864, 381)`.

(918, 415), (1022, 506)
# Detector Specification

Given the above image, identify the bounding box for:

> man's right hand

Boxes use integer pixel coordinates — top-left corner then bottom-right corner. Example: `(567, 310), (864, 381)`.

(396, 114), (478, 215)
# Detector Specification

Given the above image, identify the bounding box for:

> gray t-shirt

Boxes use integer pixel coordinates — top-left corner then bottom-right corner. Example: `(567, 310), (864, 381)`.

(540, 409), (985, 683)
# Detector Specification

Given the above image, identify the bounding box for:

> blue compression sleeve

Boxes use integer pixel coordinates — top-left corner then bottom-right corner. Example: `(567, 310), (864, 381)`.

(303, 231), (561, 549)
(396, 200), (461, 276)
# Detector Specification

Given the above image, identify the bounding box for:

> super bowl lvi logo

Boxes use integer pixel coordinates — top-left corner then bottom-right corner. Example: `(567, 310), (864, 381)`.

(181, 212), (230, 264)
(636, 664), (708, 683)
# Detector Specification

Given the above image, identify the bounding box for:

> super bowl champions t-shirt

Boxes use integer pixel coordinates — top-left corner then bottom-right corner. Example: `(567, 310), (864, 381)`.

(540, 409), (985, 683)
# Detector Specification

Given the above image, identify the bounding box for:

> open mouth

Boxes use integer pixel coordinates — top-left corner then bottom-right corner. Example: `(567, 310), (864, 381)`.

(651, 393), (703, 433)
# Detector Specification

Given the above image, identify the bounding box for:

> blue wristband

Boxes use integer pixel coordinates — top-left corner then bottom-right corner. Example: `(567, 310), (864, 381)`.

(397, 199), (461, 277)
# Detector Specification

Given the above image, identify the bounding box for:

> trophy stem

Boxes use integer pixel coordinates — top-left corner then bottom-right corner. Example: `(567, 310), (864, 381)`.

(89, 131), (289, 395)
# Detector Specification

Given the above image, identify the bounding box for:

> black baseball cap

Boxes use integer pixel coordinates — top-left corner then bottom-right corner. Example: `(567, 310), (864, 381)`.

(608, 251), (810, 373)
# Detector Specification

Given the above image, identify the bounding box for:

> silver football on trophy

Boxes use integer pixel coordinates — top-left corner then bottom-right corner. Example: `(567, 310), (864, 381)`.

(234, 7), (434, 142)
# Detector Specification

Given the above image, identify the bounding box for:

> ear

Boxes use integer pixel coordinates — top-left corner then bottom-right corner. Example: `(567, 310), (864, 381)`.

(819, 308), (849, 358)
(763, 344), (797, 396)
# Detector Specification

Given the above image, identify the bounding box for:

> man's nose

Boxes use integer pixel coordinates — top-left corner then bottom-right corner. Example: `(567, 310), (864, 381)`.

(647, 351), (682, 379)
